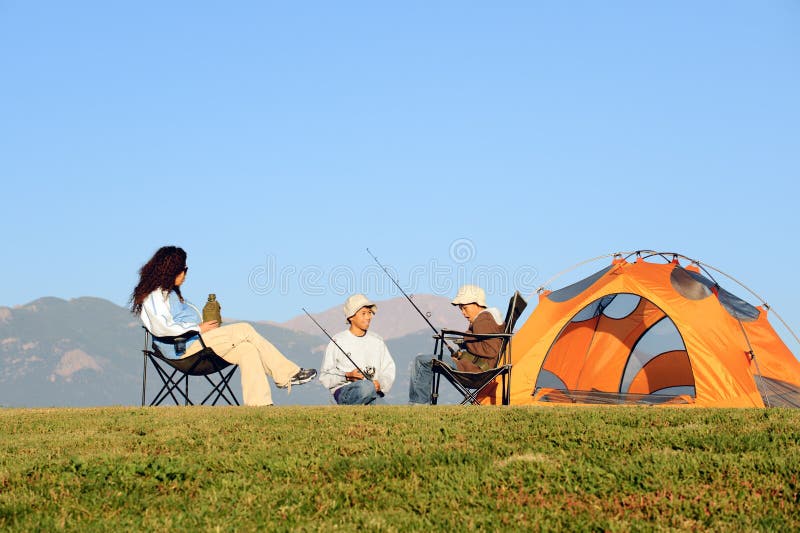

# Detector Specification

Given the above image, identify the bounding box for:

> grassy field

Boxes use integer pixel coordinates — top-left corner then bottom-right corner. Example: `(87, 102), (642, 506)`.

(1, 406), (799, 532)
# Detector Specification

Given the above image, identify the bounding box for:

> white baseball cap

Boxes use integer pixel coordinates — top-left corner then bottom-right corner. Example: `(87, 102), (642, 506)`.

(343, 294), (377, 320)
(451, 285), (487, 307)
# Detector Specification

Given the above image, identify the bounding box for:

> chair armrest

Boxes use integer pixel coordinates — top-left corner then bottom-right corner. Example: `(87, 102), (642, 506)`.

(145, 328), (207, 349)
(187, 331), (208, 349)
(440, 329), (513, 340)
(179, 331), (207, 349)
(154, 330), (201, 341)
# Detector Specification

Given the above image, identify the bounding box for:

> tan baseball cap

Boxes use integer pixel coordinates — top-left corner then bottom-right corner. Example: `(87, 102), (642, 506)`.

(343, 294), (377, 320)
(451, 285), (487, 307)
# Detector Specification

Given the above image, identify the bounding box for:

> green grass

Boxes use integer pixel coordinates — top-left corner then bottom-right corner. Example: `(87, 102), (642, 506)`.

(1, 406), (799, 531)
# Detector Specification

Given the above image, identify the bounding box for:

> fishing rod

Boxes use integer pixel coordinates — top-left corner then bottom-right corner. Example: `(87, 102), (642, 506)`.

(302, 308), (375, 380)
(366, 248), (457, 355)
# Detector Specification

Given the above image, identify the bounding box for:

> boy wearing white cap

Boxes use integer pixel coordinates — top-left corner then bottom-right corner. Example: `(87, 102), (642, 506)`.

(408, 284), (504, 404)
(319, 294), (396, 405)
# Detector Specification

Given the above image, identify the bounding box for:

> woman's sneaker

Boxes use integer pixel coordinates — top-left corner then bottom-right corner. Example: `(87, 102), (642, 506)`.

(289, 368), (317, 386)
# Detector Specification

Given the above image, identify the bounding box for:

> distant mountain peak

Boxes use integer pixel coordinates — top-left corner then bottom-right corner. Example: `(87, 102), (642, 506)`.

(278, 293), (466, 340)
(51, 349), (104, 382)
(16, 296), (68, 310)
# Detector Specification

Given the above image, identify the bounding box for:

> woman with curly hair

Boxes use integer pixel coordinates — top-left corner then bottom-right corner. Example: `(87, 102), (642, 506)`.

(131, 245), (316, 406)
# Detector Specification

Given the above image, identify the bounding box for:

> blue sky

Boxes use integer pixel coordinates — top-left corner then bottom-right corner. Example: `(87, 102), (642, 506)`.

(1, 1), (798, 339)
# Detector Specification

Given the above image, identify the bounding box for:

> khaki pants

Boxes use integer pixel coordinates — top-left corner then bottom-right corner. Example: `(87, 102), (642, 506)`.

(185, 322), (299, 406)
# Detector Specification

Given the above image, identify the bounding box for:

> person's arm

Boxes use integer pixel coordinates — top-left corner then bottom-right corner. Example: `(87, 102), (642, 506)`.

(141, 291), (201, 338)
(319, 340), (347, 391)
(176, 299), (219, 333)
(463, 313), (504, 362)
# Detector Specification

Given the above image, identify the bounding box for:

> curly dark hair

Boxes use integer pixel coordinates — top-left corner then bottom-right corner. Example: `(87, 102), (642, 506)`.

(130, 246), (187, 315)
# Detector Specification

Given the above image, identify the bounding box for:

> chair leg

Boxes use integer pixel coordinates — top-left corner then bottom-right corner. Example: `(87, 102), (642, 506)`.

(200, 374), (222, 405)
(152, 372), (190, 406)
(431, 370), (439, 405)
(148, 358), (193, 406)
(200, 367), (240, 406)
(222, 366), (240, 406)
(148, 357), (176, 406)
(142, 349), (239, 407)
(142, 333), (150, 407)
(453, 380), (479, 405)
(461, 386), (481, 406)
(142, 352), (148, 407)
(461, 372), (510, 406)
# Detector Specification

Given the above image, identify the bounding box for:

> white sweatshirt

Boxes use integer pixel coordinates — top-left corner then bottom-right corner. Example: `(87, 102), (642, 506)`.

(319, 330), (396, 394)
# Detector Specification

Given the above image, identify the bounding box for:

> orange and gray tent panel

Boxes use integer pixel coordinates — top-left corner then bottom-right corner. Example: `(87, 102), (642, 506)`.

(490, 255), (800, 407)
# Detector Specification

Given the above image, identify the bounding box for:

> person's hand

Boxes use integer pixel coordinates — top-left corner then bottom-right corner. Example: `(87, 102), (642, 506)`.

(346, 370), (364, 381)
(373, 380), (381, 392)
(200, 321), (219, 333)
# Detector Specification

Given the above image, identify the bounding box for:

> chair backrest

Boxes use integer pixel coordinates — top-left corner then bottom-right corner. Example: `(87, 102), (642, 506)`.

(496, 291), (528, 365)
(503, 291), (528, 335)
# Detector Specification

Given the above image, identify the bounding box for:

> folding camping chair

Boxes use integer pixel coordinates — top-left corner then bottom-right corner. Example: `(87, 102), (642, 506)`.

(431, 291), (527, 405)
(141, 327), (240, 406)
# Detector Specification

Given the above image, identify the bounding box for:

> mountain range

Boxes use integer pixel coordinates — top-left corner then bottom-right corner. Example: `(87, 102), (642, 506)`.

(276, 293), (465, 339)
(0, 295), (467, 407)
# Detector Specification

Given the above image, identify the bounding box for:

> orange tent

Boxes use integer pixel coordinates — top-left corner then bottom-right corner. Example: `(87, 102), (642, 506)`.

(492, 251), (800, 407)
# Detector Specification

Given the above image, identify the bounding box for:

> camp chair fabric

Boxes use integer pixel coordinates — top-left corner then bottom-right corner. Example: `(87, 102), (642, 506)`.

(141, 328), (240, 406)
(498, 252), (800, 407)
(431, 291), (528, 405)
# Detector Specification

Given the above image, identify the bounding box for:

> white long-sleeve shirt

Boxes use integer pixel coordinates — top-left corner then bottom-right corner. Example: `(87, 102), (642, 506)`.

(319, 330), (396, 395)
(139, 289), (201, 337)
(140, 290), (204, 358)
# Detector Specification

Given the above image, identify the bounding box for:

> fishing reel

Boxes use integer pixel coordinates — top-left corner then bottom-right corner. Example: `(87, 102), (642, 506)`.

(363, 366), (376, 380)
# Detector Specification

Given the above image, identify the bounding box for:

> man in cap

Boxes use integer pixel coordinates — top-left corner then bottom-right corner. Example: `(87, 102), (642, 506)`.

(319, 294), (396, 405)
(408, 284), (504, 404)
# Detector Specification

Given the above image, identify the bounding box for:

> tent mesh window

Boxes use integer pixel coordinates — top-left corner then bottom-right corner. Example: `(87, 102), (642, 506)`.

(671, 266), (761, 321)
(547, 266), (613, 303)
(534, 293), (697, 405)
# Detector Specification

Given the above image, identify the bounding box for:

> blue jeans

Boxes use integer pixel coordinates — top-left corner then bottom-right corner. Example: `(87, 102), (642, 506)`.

(409, 354), (456, 404)
(334, 379), (380, 405)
